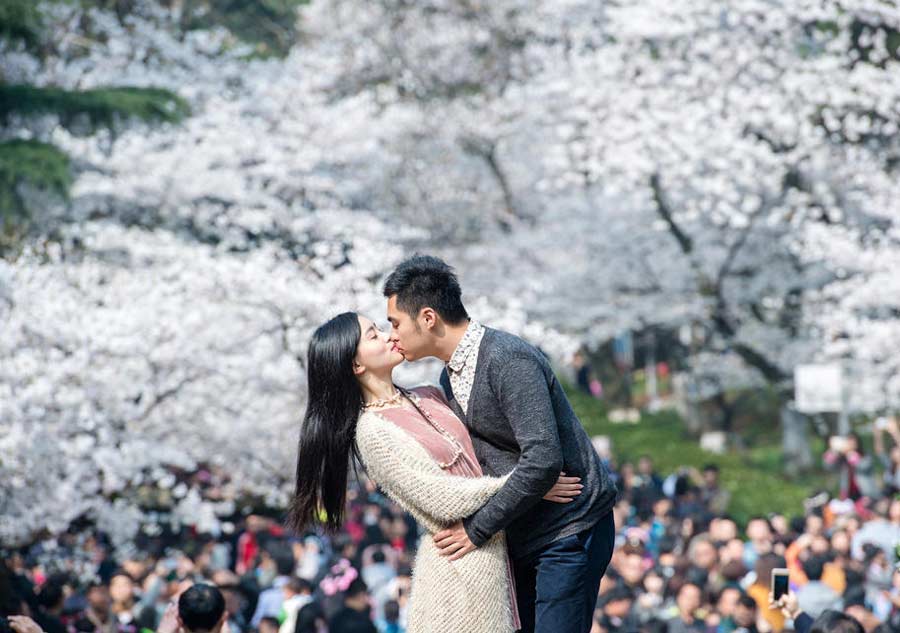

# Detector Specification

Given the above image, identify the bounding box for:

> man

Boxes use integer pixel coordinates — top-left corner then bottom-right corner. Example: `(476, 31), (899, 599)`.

(33, 576), (68, 633)
(108, 571), (139, 627)
(71, 582), (137, 633)
(360, 551), (395, 624)
(731, 593), (760, 633)
(666, 583), (706, 633)
(796, 554), (843, 617)
(277, 578), (313, 633)
(249, 548), (294, 628)
(256, 618), (279, 633)
(742, 517), (774, 571)
(595, 586), (640, 633)
(158, 584), (227, 633)
(383, 255), (619, 633)
(327, 579), (377, 633)
(696, 464), (731, 517)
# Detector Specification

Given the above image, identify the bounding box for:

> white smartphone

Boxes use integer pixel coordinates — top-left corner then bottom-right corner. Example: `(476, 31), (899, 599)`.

(771, 567), (790, 601)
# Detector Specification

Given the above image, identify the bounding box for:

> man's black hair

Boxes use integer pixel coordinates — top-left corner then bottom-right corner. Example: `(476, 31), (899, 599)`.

(640, 619), (668, 633)
(178, 584), (225, 633)
(746, 515), (774, 533)
(287, 578), (312, 595)
(344, 578), (368, 600)
(383, 255), (469, 325)
(802, 554), (827, 581)
(842, 586), (867, 609)
(810, 610), (865, 633)
(598, 585), (635, 608)
(384, 600), (400, 623)
(85, 580), (106, 593)
(36, 578), (65, 610)
(265, 544), (296, 577)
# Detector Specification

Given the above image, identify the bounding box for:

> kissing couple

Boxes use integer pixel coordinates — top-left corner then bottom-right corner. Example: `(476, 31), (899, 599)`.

(288, 255), (620, 633)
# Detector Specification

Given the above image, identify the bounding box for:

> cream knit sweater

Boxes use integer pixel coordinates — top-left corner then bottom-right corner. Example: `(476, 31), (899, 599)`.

(355, 410), (517, 633)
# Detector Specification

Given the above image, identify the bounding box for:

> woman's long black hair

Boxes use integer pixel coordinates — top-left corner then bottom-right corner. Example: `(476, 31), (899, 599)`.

(286, 312), (364, 534)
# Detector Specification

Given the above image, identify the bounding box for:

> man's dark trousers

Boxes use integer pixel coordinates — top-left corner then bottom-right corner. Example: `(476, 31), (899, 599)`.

(512, 511), (616, 633)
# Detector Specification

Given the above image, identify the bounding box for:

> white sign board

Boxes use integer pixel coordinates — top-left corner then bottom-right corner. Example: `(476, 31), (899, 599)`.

(795, 364), (843, 413)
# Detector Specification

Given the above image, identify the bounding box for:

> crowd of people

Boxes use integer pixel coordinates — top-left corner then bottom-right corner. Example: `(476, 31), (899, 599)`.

(4, 432), (900, 633)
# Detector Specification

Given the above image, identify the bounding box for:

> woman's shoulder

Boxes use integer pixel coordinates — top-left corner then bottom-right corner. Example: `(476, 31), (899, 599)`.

(354, 409), (441, 471)
(356, 409), (414, 444)
(355, 409), (388, 441)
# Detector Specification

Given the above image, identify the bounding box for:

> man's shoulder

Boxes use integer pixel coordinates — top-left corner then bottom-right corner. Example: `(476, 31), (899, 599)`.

(329, 608), (374, 631)
(481, 327), (546, 363)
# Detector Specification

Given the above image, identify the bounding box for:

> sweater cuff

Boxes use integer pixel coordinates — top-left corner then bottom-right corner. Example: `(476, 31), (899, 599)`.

(463, 515), (488, 548)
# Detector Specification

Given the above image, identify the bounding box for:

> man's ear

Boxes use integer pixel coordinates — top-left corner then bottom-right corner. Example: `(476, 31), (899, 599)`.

(214, 611), (229, 633)
(419, 307), (437, 330)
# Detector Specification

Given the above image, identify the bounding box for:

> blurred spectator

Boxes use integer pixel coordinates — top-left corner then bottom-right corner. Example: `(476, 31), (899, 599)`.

(695, 465), (731, 518)
(257, 617), (278, 633)
(249, 549), (294, 628)
(294, 602), (327, 633)
(328, 579), (376, 633)
(873, 416), (900, 496)
(811, 611), (866, 633)
(573, 351), (593, 396)
(713, 586), (742, 633)
(33, 576), (67, 633)
(796, 554), (843, 617)
(278, 578), (313, 633)
(732, 593), (760, 633)
(174, 584), (226, 633)
(596, 585), (639, 633)
(108, 572), (138, 628)
(360, 551), (394, 625)
(667, 583), (705, 633)
(8, 431), (900, 633)
(851, 498), (900, 563)
(70, 581), (136, 633)
(742, 517), (775, 572)
(376, 600), (403, 633)
(746, 554), (786, 633)
(823, 433), (878, 501)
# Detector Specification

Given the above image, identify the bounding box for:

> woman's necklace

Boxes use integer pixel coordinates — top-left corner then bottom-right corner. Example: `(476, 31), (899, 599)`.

(362, 386), (404, 410)
(400, 389), (464, 469)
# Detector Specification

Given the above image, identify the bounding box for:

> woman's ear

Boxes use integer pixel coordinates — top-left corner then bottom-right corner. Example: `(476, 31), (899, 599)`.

(352, 359), (365, 376)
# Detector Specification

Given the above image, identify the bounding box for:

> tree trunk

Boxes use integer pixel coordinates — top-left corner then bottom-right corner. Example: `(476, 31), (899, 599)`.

(781, 403), (813, 476)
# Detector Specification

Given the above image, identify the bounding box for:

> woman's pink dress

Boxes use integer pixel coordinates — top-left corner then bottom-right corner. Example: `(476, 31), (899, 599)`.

(376, 385), (521, 629)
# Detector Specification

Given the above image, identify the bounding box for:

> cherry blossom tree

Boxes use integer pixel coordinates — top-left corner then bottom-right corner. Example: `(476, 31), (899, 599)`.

(3, 0), (900, 547)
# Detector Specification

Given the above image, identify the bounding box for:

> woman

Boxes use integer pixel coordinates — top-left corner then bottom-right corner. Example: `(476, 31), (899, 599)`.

(286, 313), (582, 633)
(746, 554), (787, 633)
(823, 433), (877, 501)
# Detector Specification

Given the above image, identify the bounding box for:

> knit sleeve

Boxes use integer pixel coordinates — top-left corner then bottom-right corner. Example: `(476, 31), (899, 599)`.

(355, 412), (512, 527)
